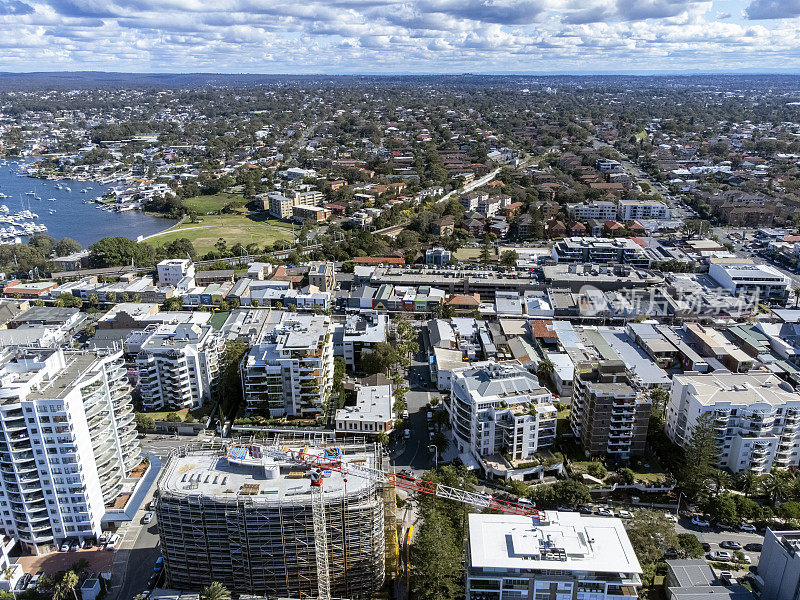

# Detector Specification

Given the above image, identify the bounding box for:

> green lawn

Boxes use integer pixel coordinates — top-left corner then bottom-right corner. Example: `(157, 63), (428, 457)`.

(208, 311), (230, 330)
(183, 193), (248, 214)
(146, 213), (295, 254)
(454, 247), (487, 261)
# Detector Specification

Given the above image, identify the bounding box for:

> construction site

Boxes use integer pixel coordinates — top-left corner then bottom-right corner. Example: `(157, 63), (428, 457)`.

(155, 439), (396, 600)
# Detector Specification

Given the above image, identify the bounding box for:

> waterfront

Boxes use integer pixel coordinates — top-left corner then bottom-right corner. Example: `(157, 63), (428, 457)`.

(0, 160), (176, 247)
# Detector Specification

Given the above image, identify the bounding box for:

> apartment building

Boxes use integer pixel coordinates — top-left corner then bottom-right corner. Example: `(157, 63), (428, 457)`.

(571, 361), (651, 458)
(666, 372), (800, 474)
(157, 259), (195, 287)
(449, 363), (556, 470)
(551, 237), (651, 267)
(466, 512), (642, 600)
(617, 199), (672, 221)
(333, 311), (388, 372)
(566, 201), (617, 222)
(758, 529), (800, 600)
(157, 442), (385, 599)
(127, 323), (222, 410)
(308, 261), (335, 292)
(291, 189), (324, 206)
(241, 312), (334, 417)
(708, 260), (790, 305)
(460, 191), (489, 212)
(266, 192), (294, 219)
(292, 204), (330, 223)
(0, 348), (140, 554)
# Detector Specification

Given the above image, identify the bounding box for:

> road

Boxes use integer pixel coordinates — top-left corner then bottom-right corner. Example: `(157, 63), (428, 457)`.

(391, 354), (435, 477)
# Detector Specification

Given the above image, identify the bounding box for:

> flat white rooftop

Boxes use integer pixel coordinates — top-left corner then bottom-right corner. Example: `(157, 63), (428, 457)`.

(674, 372), (800, 407)
(468, 512), (642, 574)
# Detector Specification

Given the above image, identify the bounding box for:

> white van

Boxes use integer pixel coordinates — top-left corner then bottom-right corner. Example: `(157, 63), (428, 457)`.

(105, 533), (121, 551)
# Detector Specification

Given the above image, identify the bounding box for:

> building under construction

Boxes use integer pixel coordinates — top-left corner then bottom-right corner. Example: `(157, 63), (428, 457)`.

(155, 440), (388, 599)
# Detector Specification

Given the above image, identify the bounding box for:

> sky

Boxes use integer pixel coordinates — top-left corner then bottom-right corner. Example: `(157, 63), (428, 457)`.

(1, 0), (799, 73)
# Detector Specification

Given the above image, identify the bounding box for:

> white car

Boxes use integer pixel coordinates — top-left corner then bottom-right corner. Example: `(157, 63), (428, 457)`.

(709, 550), (732, 561)
(616, 510), (633, 519)
(739, 522), (757, 532)
(664, 513), (678, 523)
(691, 516), (710, 527)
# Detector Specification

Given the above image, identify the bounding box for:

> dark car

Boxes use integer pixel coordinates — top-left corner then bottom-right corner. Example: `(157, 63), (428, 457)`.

(701, 542), (711, 552)
(720, 540), (743, 550)
(577, 505), (594, 515)
(16, 573), (32, 591)
(744, 543), (763, 552)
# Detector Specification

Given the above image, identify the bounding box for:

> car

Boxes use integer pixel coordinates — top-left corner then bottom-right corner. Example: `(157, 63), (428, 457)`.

(69, 540), (79, 551)
(28, 572), (43, 589)
(739, 522), (757, 532)
(105, 534), (121, 551)
(81, 539), (93, 549)
(616, 510), (633, 519)
(744, 543), (763, 552)
(595, 507), (613, 517)
(578, 505), (594, 515)
(142, 511), (154, 524)
(691, 516), (710, 527)
(664, 548), (679, 559)
(154, 557), (164, 573)
(59, 541), (70, 552)
(720, 540), (742, 550)
(701, 542), (711, 552)
(403, 429), (410, 439)
(98, 533), (109, 545)
(16, 573), (31, 591)
(664, 513), (678, 523)
(709, 551), (733, 561)
(426, 411), (433, 420)
(402, 410), (409, 419)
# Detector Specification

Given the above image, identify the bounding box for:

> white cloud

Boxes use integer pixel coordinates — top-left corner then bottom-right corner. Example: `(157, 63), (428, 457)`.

(0, 0), (793, 72)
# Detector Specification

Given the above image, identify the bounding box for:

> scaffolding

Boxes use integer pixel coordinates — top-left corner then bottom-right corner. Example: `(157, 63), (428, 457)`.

(156, 441), (386, 600)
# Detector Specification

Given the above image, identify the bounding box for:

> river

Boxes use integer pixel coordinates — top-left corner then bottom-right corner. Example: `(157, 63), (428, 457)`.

(0, 159), (177, 247)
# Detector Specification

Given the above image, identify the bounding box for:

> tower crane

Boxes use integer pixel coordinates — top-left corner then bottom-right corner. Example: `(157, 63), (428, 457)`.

(257, 444), (544, 600)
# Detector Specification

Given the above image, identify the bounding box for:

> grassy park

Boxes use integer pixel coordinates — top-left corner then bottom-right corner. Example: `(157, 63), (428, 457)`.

(182, 192), (247, 214)
(147, 213), (295, 254)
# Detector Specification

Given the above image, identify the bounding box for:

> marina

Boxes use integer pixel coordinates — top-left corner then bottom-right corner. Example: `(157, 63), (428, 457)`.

(0, 159), (176, 246)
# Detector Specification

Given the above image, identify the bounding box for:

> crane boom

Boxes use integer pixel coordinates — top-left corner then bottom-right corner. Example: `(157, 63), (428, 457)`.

(261, 445), (544, 520)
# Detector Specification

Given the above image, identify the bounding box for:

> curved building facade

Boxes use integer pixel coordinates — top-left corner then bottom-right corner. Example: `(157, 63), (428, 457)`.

(156, 442), (385, 599)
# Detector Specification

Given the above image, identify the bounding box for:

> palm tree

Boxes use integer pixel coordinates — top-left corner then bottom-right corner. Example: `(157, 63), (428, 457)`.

(200, 582), (231, 600)
(537, 358), (555, 383)
(710, 469), (732, 497)
(735, 470), (761, 498)
(53, 570), (79, 600)
(762, 471), (792, 505)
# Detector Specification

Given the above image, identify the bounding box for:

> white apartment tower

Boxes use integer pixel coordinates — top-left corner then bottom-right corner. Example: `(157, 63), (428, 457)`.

(0, 348), (140, 554)
(666, 372), (800, 474)
(241, 312), (334, 417)
(449, 363), (556, 468)
(128, 323), (222, 410)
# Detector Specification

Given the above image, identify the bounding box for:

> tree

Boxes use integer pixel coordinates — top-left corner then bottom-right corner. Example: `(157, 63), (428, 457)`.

(537, 358), (554, 384)
(479, 234), (492, 264)
(54, 238), (83, 257)
(586, 462), (607, 480)
(679, 412), (718, 502)
(135, 413), (155, 431)
(650, 388), (669, 418)
(410, 505), (464, 600)
(704, 493), (738, 525)
(618, 468), (635, 485)
(499, 249), (518, 268)
(53, 570), (79, 600)
(54, 293), (82, 308)
(677, 533), (705, 558)
(431, 432), (449, 454)
(763, 470), (793, 505)
(161, 297), (184, 311)
(530, 479), (591, 508)
(88, 236), (155, 268)
(432, 409), (450, 431)
(360, 342), (401, 375)
(216, 340), (249, 418)
(199, 582), (231, 600)
(164, 412), (182, 422)
(625, 511), (679, 565)
(734, 470), (761, 498)
(377, 432), (390, 445)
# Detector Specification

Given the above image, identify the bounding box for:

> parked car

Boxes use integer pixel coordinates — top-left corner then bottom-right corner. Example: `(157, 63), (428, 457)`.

(664, 513), (678, 523)
(28, 571), (43, 590)
(709, 551), (732, 561)
(739, 522), (757, 532)
(595, 507), (613, 517)
(98, 533), (109, 545)
(69, 540), (79, 551)
(577, 505), (594, 515)
(154, 557), (164, 573)
(81, 539), (93, 549)
(701, 542), (711, 552)
(402, 410), (409, 419)
(691, 516), (710, 527)
(403, 429), (410, 439)
(142, 512), (154, 524)
(664, 548), (679, 559)
(16, 574), (31, 591)
(59, 541), (70, 552)
(616, 510), (633, 519)
(720, 540), (742, 550)
(744, 543), (763, 552)
(105, 534), (121, 551)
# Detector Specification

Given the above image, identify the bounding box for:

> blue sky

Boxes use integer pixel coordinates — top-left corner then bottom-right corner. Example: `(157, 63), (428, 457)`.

(0, 0), (799, 73)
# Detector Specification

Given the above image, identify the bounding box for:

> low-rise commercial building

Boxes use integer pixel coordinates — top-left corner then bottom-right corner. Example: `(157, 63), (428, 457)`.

(466, 512), (642, 600)
(708, 260), (790, 305)
(335, 383), (393, 436)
